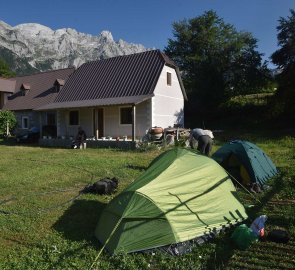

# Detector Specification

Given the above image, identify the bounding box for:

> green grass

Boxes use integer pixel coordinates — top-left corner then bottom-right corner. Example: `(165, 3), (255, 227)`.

(226, 93), (274, 107)
(0, 132), (294, 270)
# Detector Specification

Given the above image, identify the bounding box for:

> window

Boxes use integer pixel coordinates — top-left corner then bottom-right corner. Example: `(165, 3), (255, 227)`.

(120, 107), (132, 125)
(47, 112), (56, 125)
(69, 111), (79, 125)
(20, 83), (30, 96)
(54, 85), (60, 93)
(167, 72), (172, 86)
(22, 116), (29, 129)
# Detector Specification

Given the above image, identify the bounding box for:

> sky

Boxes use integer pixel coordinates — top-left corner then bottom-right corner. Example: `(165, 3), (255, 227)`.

(1, 0), (294, 68)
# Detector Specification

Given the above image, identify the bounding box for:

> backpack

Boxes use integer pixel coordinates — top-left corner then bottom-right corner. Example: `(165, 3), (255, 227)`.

(84, 177), (119, 195)
(267, 229), (290, 243)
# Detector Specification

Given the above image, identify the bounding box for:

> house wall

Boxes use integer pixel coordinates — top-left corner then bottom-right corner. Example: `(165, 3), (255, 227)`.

(14, 110), (39, 130)
(0, 93), (4, 108)
(56, 100), (151, 139)
(102, 99), (151, 138)
(0, 92), (11, 109)
(58, 108), (93, 138)
(152, 65), (184, 128)
(136, 99), (152, 136)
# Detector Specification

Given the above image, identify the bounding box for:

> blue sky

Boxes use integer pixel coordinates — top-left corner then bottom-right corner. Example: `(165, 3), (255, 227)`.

(1, 0), (294, 67)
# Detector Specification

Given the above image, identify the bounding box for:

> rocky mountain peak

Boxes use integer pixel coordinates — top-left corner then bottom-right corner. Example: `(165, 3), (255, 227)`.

(0, 21), (149, 75)
(99, 30), (114, 42)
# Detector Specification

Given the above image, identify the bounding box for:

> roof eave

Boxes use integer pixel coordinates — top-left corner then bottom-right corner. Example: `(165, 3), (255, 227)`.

(35, 94), (154, 111)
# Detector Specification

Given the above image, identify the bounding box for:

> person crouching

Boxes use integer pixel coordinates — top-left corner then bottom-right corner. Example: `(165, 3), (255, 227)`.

(75, 126), (87, 149)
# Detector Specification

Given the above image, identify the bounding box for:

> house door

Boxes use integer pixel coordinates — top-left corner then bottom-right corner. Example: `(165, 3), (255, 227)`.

(96, 108), (104, 138)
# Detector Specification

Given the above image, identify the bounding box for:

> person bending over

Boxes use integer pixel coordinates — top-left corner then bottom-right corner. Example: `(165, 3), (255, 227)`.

(190, 128), (214, 156)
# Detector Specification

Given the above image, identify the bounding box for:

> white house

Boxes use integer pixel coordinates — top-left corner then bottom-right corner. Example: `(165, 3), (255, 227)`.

(37, 50), (187, 140)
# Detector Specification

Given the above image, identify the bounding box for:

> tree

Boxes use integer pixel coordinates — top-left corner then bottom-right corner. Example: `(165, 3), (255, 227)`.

(164, 10), (270, 121)
(271, 9), (295, 116)
(0, 58), (15, 78)
(0, 110), (17, 136)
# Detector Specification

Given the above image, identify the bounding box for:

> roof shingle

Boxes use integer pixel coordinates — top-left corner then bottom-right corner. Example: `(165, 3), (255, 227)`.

(3, 68), (75, 111)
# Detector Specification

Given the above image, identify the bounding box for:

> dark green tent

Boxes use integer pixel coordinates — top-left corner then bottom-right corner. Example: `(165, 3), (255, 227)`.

(95, 148), (247, 254)
(212, 140), (278, 186)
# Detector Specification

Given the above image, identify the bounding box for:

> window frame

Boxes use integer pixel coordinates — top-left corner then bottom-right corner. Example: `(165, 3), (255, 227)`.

(46, 112), (56, 125)
(167, 72), (172, 86)
(69, 110), (79, 126)
(119, 106), (132, 125)
(21, 116), (29, 129)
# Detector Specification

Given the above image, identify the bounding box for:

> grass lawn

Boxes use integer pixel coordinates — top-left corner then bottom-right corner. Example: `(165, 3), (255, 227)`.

(0, 131), (294, 270)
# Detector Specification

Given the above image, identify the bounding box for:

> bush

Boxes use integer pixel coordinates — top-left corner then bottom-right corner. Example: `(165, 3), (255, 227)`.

(0, 110), (17, 136)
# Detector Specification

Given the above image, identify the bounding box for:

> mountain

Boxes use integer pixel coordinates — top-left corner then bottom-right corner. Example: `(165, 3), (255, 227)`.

(0, 21), (149, 75)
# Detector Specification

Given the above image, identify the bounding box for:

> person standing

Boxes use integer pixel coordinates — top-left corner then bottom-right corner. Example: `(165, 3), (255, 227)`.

(190, 128), (214, 156)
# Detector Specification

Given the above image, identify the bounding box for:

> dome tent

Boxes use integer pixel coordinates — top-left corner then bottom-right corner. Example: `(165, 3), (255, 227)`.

(95, 148), (247, 254)
(212, 140), (278, 187)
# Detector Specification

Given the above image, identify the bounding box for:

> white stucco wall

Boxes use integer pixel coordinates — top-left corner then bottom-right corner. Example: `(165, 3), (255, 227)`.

(58, 108), (93, 138)
(152, 65), (184, 129)
(57, 100), (151, 139)
(104, 100), (151, 138)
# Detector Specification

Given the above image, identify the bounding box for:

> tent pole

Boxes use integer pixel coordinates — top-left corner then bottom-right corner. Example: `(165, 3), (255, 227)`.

(89, 217), (123, 270)
(226, 171), (261, 204)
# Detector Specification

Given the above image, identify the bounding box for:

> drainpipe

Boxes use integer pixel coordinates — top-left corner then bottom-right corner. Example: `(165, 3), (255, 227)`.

(132, 105), (136, 141)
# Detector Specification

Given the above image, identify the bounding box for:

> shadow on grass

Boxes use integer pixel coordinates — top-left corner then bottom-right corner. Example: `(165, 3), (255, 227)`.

(246, 173), (285, 220)
(126, 164), (147, 171)
(203, 173), (286, 269)
(203, 232), (236, 270)
(53, 199), (106, 244)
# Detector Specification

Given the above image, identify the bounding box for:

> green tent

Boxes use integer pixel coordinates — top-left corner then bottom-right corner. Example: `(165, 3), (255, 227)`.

(95, 148), (247, 254)
(212, 140), (278, 186)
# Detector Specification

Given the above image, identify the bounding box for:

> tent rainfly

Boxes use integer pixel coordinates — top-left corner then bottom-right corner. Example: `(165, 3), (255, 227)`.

(212, 140), (278, 186)
(95, 148), (247, 254)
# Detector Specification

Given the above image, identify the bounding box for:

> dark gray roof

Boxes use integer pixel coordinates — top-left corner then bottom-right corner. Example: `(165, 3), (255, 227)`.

(21, 83), (30, 90)
(55, 79), (65, 86)
(3, 68), (75, 111)
(49, 50), (186, 109)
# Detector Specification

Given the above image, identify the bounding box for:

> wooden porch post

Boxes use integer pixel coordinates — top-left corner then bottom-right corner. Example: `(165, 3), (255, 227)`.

(132, 105), (136, 141)
(56, 110), (60, 138)
(39, 113), (43, 137)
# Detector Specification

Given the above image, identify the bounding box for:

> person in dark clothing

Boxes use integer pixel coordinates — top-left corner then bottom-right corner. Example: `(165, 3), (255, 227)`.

(190, 128), (214, 156)
(75, 126), (87, 149)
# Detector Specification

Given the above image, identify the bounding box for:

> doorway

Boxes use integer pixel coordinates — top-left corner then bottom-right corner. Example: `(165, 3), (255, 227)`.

(95, 108), (104, 139)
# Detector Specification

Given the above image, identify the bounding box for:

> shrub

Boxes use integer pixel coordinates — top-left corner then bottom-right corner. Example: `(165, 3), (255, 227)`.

(0, 110), (17, 136)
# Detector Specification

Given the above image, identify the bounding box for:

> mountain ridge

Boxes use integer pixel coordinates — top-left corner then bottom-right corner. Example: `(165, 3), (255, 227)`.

(0, 21), (149, 75)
